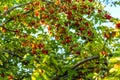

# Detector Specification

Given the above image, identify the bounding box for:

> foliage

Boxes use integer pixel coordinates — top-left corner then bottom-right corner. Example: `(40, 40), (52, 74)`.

(0, 0), (120, 80)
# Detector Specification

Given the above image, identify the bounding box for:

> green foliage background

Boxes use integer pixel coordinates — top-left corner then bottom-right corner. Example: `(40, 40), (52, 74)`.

(0, 0), (120, 80)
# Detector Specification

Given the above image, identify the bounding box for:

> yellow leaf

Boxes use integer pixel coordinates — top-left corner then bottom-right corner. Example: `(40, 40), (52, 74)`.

(31, 76), (36, 80)
(0, 60), (3, 65)
(109, 68), (117, 73)
(55, 0), (61, 5)
(0, 27), (2, 31)
(114, 63), (120, 68)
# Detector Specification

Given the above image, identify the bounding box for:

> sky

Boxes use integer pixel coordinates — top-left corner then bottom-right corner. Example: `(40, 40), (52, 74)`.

(103, 4), (120, 27)
(105, 5), (120, 19)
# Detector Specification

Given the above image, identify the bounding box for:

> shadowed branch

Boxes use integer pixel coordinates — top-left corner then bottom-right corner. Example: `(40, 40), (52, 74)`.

(0, 2), (33, 17)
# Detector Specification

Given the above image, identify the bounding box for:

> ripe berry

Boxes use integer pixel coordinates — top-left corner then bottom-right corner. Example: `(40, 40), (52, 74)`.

(66, 0), (72, 3)
(32, 49), (37, 54)
(89, 0), (93, 2)
(75, 51), (80, 55)
(42, 49), (48, 54)
(8, 75), (13, 80)
(115, 22), (120, 29)
(2, 27), (6, 33)
(34, 2), (40, 6)
(15, 30), (20, 34)
(50, 9), (54, 14)
(40, 7), (45, 11)
(38, 43), (44, 49)
(104, 33), (110, 39)
(85, 22), (89, 26)
(87, 30), (92, 36)
(72, 5), (77, 10)
(34, 26), (38, 28)
(35, 10), (39, 16)
(79, 27), (85, 31)
(101, 50), (108, 56)
(105, 14), (112, 20)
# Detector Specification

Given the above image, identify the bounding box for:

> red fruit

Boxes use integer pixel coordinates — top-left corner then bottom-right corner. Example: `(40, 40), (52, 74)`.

(75, 51), (80, 55)
(101, 50), (108, 56)
(34, 2), (39, 6)
(88, 30), (92, 36)
(85, 22), (89, 26)
(98, 9), (102, 13)
(79, 27), (85, 31)
(32, 49), (37, 54)
(60, 4), (67, 10)
(31, 21), (35, 25)
(8, 75), (13, 80)
(75, 21), (79, 26)
(61, 27), (65, 31)
(0, 73), (4, 77)
(67, 15), (72, 19)
(65, 36), (72, 43)
(104, 33), (110, 39)
(48, 26), (51, 31)
(55, 24), (61, 27)
(86, 10), (91, 15)
(38, 43), (44, 49)
(34, 26), (38, 28)
(55, 36), (60, 40)
(42, 14), (48, 19)
(72, 5), (77, 10)
(66, 39), (71, 43)
(24, 7), (30, 11)
(32, 44), (38, 49)
(35, 10), (39, 16)
(65, 36), (71, 39)
(2, 28), (6, 33)
(66, 0), (72, 3)
(82, 5), (87, 9)
(79, 18), (83, 21)
(21, 42), (26, 46)
(23, 34), (28, 38)
(15, 30), (19, 34)
(42, 49), (48, 54)
(105, 14), (112, 20)
(66, 11), (72, 16)
(62, 40), (66, 45)
(115, 22), (120, 29)
(50, 9), (54, 14)
(76, 0), (79, 2)
(41, 19), (45, 23)
(40, 7), (45, 11)
(89, 0), (93, 2)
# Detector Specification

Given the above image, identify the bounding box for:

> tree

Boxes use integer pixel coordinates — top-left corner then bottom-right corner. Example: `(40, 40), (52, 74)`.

(0, 0), (120, 80)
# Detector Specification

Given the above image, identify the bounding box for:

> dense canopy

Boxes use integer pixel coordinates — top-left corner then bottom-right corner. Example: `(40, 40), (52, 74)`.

(0, 0), (120, 80)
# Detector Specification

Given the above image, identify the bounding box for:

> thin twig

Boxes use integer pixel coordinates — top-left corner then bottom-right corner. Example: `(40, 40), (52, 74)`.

(52, 55), (100, 80)
(0, 9), (33, 28)
(3, 50), (23, 59)
(0, 2), (33, 17)
(71, 55), (99, 69)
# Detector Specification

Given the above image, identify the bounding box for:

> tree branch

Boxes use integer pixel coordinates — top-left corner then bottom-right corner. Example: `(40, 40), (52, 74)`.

(0, 2), (33, 17)
(71, 55), (99, 70)
(0, 9), (33, 27)
(52, 55), (100, 80)
(3, 50), (23, 59)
